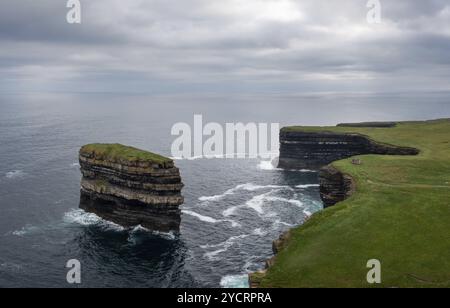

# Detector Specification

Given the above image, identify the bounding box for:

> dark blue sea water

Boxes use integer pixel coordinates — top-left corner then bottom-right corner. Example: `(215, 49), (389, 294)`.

(0, 92), (449, 287)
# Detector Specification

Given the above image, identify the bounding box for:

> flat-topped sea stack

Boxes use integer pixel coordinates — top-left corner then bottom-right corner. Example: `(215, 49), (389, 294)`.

(79, 144), (184, 232)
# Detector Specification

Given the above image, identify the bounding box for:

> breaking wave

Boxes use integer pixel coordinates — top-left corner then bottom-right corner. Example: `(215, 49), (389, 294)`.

(257, 157), (280, 171)
(63, 209), (125, 231)
(127, 225), (177, 243)
(8, 225), (40, 237)
(296, 184), (320, 188)
(199, 183), (293, 202)
(182, 210), (219, 224)
(220, 274), (249, 288)
(223, 190), (306, 217)
(201, 234), (250, 261)
(182, 210), (240, 227)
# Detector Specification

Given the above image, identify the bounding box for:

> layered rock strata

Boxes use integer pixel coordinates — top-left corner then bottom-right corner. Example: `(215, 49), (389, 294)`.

(319, 165), (355, 208)
(278, 130), (419, 170)
(79, 144), (184, 232)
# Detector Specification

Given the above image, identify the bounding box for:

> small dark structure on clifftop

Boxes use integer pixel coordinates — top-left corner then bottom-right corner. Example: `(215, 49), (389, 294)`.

(78, 144), (184, 232)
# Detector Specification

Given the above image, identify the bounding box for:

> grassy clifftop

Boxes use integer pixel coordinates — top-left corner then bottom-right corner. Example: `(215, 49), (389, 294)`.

(260, 119), (450, 287)
(80, 144), (172, 166)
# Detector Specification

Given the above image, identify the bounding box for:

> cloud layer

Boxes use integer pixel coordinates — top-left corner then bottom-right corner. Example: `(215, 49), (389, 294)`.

(1, 0), (449, 93)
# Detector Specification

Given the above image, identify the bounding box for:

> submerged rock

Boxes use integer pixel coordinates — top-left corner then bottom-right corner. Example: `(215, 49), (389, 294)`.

(78, 144), (184, 232)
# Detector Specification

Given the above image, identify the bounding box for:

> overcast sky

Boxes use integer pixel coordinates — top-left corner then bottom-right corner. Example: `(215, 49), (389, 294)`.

(0, 0), (449, 94)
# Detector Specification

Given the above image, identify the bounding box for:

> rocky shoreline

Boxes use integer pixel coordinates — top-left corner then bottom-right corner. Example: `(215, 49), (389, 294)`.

(78, 144), (184, 232)
(249, 123), (420, 287)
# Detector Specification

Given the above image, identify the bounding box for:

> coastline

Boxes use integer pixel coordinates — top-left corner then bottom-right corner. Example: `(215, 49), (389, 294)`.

(250, 119), (450, 288)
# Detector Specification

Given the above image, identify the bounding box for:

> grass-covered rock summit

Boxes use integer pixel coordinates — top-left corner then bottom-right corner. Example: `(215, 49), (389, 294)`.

(253, 119), (450, 288)
(79, 143), (184, 232)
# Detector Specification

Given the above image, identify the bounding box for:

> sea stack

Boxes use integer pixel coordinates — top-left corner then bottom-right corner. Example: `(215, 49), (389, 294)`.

(78, 144), (184, 232)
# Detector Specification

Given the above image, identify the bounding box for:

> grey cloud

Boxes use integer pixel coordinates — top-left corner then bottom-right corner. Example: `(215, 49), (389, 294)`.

(0, 0), (449, 94)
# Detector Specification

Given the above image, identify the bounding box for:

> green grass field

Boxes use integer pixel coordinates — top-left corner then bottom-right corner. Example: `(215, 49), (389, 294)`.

(80, 143), (173, 166)
(259, 119), (450, 288)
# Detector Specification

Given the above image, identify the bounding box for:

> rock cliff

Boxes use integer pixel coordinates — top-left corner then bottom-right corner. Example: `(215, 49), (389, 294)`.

(249, 123), (421, 287)
(78, 144), (184, 232)
(278, 130), (419, 170)
(319, 165), (355, 208)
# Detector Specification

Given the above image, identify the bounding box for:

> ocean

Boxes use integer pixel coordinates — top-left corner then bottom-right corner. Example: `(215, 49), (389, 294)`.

(0, 91), (448, 287)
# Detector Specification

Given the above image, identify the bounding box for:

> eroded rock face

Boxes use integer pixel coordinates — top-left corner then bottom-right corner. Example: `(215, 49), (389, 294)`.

(278, 129), (419, 207)
(249, 126), (420, 287)
(79, 144), (184, 232)
(319, 165), (355, 208)
(278, 130), (419, 170)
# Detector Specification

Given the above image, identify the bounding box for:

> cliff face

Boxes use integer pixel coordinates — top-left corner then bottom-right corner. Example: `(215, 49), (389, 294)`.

(79, 144), (184, 232)
(319, 165), (355, 208)
(250, 123), (428, 287)
(248, 230), (292, 288)
(278, 130), (419, 170)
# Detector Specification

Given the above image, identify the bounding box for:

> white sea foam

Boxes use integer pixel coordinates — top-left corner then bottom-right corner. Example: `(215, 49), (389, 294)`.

(258, 161), (280, 171)
(10, 225), (40, 237)
(296, 184), (320, 188)
(237, 183), (293, 191)
(204, 248), (229, 260)
(183, 209), (240, 228)
(244, 190), (305, 214)
(222, 188), (302, 217)
(200, 182), (293, 203)
(245, 193), (269, 214)
(228, 220), (241, 228)
(201, 234), (250, 260)
(130, 225), (150, 232)
(220, 274), (249, 288)
(127, 226), (176, 244)
(265, 196), (304, 208)
(252, 228), (267, 236)
(182, 210), (220, 223)
(63, 209), (125, 231)
(222, 205), (241, 217)
(5, 170), (25, 179)
(242, 257), (259, 272)
(198, 186), (237, 202)
(257, 156), (281, 171)
(292, 169), (317, 173)
(71, 163), (80, 168)
(273, 219), (295, 227)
